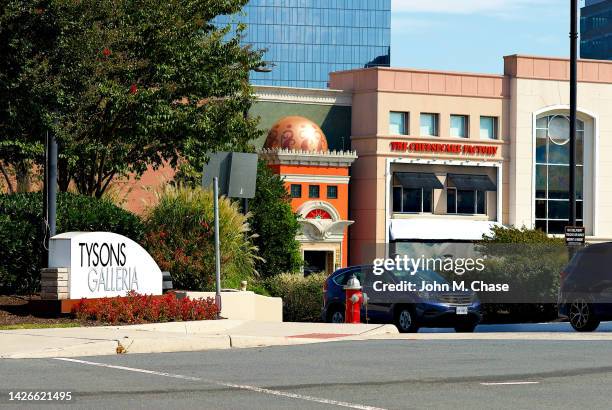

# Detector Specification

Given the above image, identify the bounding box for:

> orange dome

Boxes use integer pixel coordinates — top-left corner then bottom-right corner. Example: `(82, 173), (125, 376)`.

(264, 116), (329, 152)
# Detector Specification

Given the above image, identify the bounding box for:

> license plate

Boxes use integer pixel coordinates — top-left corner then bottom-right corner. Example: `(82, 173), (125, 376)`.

(456, 306), (468, 315)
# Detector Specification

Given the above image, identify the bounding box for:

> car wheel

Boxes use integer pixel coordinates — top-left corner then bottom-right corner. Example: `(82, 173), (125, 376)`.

(327, 306), (345, 324)
(395, 307), (419, 333)
(454, 321), (477, 333)
(569, 300), (600, 332)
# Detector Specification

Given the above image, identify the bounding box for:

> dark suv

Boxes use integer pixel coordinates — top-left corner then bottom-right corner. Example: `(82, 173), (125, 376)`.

(322, 265), (481, 333)
(559, 242), (612, 332)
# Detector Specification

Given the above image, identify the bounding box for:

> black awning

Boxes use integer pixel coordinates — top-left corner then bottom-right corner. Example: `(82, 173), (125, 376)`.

(447, 174), (497, 191)
(395, 172), (443, 189)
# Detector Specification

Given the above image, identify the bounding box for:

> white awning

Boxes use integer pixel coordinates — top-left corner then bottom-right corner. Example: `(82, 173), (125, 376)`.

(390, 218), (502, 241)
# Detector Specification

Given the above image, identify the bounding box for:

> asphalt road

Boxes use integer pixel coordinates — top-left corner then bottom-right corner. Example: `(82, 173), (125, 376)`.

(2, 339), (612, 409)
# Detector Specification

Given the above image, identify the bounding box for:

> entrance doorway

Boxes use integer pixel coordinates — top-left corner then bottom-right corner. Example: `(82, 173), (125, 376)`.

(303, 250), (334, 276)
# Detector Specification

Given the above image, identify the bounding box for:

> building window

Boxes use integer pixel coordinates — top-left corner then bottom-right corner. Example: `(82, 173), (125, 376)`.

(535, 115), (584, 234)
(447, 188), (486, 215)
(327, 185), (338, 199)
(390, 112), (408, 135)
(290, 184), (302, 198)
(480, 116), (498, 139)
(393, 186), (433, 213)
(450, 115), (469, 138)
(309, 185), (320, 199)
(420, 113), (438, 136)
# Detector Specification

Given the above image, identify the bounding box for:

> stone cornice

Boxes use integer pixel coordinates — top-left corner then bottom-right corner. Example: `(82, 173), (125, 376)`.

(254, 85), (352, 106)
(258, 148), (357, 167)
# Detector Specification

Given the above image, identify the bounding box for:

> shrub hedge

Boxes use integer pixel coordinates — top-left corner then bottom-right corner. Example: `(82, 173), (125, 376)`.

(266, 273), (326, 322)
(478, 225), (567, 323)
(72, 291), (218, 324)
(0, 192), (145, 294)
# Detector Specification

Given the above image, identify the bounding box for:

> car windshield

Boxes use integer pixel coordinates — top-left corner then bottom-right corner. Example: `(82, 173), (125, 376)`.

(390, 269), (448, 284)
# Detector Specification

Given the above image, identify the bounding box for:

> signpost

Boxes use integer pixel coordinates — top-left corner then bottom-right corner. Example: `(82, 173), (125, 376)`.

(567, 0), (580, 256)
(565, 226), (585, 247)
(202, 152), (258, 317)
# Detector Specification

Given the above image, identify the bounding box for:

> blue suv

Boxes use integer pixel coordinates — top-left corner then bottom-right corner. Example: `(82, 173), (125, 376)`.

(559, 242), (612, 332)
(322, 265), (481, 332)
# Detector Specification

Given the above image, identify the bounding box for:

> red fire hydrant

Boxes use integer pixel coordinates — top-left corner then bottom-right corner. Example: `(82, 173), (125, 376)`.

(343, 275), (362, 324)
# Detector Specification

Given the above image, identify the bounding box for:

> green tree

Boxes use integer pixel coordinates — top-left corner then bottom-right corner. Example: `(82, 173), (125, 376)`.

(0, 0), (264, 197)
(249, 161), (302, 277)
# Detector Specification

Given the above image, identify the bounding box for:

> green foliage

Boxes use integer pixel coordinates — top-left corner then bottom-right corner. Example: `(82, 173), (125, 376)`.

(482, 225), (564, 244)
(0, 191), (145, 294)
(475, 226), (567, 323)
(0, 0), (264, 196)
(144, 186), (260, 291)
(249, 161), (302, 277)
(266, 273), (326, 322)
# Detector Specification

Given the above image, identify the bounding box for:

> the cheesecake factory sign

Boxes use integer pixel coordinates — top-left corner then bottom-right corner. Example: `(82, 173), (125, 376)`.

(390, 141), (498, 156)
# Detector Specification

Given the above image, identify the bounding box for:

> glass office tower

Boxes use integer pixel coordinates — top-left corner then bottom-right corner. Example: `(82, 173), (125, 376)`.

(215, 0), (391, 88)
(581, 0), (612, 60)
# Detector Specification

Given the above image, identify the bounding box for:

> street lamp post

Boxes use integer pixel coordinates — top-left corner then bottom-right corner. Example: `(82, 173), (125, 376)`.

(569, 0), (578, 229)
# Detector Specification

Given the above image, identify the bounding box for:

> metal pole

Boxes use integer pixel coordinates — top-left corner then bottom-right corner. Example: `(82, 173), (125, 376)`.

(48, 134), (57, 238)
(569, 0), (578, 228)
(213, 177), (222, 316)
(44, 131), (58, 267)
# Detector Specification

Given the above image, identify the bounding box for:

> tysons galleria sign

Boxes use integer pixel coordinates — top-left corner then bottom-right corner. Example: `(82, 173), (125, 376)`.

(49, 232), (162, 299)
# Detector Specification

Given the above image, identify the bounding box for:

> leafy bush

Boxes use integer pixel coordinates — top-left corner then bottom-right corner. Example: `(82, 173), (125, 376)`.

(477, 226), (567, 323)
(249, 161), (302, 277)
(0, 192), (145, 294)
(266, 273), (326, 322)
(482, 225), (564, 244)
(144, 186), (260, 291)
(72, 291), (218, 324)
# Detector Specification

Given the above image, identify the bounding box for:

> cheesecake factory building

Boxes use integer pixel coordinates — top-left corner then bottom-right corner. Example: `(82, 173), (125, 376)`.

(122, 54), (612, 272)
(325, 55), (612, 265)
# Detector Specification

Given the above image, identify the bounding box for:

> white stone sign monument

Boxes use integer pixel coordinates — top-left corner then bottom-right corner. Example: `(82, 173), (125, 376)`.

(46, 232), (162, 299)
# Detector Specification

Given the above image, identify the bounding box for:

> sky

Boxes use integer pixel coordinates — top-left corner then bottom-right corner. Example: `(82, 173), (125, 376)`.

(391, 0), (585, 74)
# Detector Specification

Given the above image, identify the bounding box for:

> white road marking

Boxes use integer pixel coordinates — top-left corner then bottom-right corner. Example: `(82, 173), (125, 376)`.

(54, 357), (386, 410)
(480, 381), (540, 386)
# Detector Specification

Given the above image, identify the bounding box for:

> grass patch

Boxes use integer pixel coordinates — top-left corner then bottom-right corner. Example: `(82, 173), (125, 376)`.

(0, 323), (82, 330)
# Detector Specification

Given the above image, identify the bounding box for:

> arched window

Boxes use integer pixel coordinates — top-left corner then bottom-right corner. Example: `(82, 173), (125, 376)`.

(535, 115), (584, 234)
(305, 209), (333, 220)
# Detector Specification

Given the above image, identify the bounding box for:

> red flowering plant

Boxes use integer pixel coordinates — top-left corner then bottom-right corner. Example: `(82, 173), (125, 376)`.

(72, 291), (218, 324)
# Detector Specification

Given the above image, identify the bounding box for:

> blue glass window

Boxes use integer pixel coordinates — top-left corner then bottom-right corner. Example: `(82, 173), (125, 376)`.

(480, 116), (498, 139)
(534, 115), (585, 234)
(420, 113), (439, 137)
(389, 112), (408, 135)
(450, 115), (469, 138)
(213, 0), (391, 88)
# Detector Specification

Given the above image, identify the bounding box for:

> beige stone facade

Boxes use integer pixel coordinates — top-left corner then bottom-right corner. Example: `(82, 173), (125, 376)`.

(329, 55), (612, 265)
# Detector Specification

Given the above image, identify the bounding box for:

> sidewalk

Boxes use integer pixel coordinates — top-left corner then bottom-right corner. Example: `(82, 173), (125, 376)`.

(0, 320), (398, 359)
(4, 320), (612, 359)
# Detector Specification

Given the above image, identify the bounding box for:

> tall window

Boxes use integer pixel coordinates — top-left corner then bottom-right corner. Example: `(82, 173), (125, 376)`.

(390, 112), (408, 135)
(309, 185), (320, 199)
(327, 185), (338, 199)
(447, 188), (486, 215)
(420, 113), (438, 136)
(480, 116), (498, 139)
(535, 115), (584, 234)
(450, 115), (468, 138)
(393, 187), (433, 213)
(290, 184), (302, 198)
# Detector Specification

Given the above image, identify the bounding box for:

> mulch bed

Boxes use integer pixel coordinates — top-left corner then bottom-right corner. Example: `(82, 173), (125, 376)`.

(0, 295), (97, 327)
